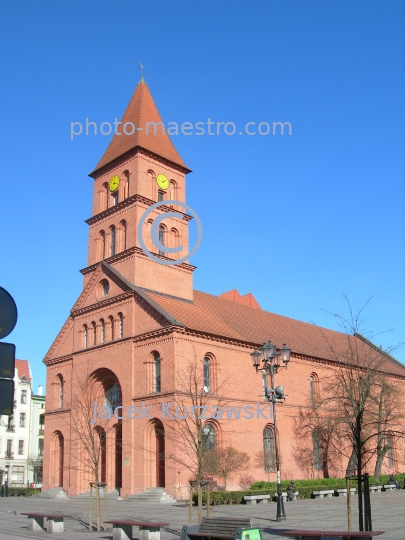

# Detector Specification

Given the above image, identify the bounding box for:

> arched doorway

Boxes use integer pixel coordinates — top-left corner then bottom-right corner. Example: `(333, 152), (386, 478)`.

(52, 431), (64, 488)
(155, 420), (165, 488)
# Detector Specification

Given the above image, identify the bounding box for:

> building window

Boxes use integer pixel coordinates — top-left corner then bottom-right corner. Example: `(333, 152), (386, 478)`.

(109, 315), (114, 341)
(20, 413), (25, 428)
(120, 220), (127, 251)
(110, 226), (116, 257)
(18, 440), (24, 455)
(310, 373), (320, 406)
(92, 321), (97, 346)
(6, 439), (13, 458)
(100, 230), (106, 260)
(21, 390), (27, 404)
(100, 319), (105, 344)
(118, 313), (123, 338)
(158, 191), (164, 202)
(102, 280), (109, 297)
(263, 425), (276, 471)
(154, 353), (161, 392)
(158, 225), (165, 256)
(105, 384), (121, 410)
(58, 375), (64, 408)
(386, 434), (394, 467)
(203, 357), (210, 393)
(313, 428), (323, 470)
(83, 324), (88, 348)
(202, 423), (216, 452)
(38, 438), (44, 457)
(113, 193), (118, 206)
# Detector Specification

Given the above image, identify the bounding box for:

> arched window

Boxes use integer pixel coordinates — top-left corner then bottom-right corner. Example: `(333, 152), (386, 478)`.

(203, 357), (210, 393)
(109, 315), (114, 341)
(105, 384), (121, 410)
(110, 226), (116, 257)
(103, 183), (109, 210)
(312, 428), (323, 470)
(170, 228), (180, 260)
(101, 279), (109, 298)
(153, 353), (161, 392)
(202, 423), (216, 452)
(120, 220), (127, 251)
(386, 434), (394, 467)
(57, 375), (64, 409)
(310, 373), (320, 406)
(100, 230), (106, 260)
(123, 170), (130, 199)
(83, 324), (88, 349)
(100, 319), (105, 344)
(91, 321), (97, 346)
(118, 313), (123, 338)
(169, 180), (177, 202)
(158, 225), (165, 256)
(263, 425), (276, 471)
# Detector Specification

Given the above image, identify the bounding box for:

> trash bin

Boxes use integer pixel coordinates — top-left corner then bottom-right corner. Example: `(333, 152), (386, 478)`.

(1, 484), (8, 497)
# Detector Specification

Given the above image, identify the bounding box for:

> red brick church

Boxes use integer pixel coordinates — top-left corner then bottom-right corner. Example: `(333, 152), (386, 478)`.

(42, 76), (405, 499)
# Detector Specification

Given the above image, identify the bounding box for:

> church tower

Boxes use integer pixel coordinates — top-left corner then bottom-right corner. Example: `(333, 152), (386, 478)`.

(86, 76), (195, 301)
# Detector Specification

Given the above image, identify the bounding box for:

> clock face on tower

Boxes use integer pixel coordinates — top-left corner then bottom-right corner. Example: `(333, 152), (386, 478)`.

(109, 175), (120, 192)
(156, 173), (169, 190)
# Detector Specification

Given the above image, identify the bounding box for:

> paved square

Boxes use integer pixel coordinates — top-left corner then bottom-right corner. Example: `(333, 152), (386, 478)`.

(0, 490), (403, 540)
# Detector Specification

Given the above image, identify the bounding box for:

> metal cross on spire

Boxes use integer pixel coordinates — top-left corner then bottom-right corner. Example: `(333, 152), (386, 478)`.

(139, 62), (146, 84)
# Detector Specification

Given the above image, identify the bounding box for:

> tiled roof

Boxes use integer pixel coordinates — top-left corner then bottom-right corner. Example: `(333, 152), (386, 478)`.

(15, 359), (31, 382)
(219, 289), (261, 309)
(91, 81), (189, 174)
(144, 289), (405, 377)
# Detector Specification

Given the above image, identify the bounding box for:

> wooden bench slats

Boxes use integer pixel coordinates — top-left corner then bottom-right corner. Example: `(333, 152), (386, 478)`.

(105, 520), (168, 526)
(21, 513), (70, 518)
(282, 530), (384, 538)
(186, 517), (252, 540)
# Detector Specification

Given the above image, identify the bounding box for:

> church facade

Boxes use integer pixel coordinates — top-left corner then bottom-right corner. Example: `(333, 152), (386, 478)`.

(42, 77), (405, 499)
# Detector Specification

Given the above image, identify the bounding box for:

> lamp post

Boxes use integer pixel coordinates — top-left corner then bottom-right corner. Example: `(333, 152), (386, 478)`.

(251, 340), (291, 522)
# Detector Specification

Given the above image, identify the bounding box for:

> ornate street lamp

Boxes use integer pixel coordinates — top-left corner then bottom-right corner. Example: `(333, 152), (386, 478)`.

(251, 340), (291, 522)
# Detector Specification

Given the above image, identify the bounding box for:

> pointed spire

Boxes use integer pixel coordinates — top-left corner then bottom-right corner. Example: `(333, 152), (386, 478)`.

(91, 78), (190, 175)
(139, 62), (146, 85)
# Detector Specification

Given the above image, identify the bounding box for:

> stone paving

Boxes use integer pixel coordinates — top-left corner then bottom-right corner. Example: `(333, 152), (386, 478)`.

(0, 490), (404, 540)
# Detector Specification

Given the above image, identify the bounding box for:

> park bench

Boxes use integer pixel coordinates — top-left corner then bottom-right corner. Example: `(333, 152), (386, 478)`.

(21, 512), (71, 533)
(104, 519), (169, 540)
(282, 529), (384, 539)
(336, 488), (356, 497)
(312, 490), (334, 499)
(382, 484), (396, 492)
(244, 494), (270, 504)
(369, 486), (382, 494)
(181, 516), (252, 540)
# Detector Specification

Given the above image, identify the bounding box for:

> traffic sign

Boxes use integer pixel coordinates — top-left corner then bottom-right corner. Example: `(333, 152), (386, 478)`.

(0, 343), (15, 378)
(0, 287), (18, 339)
(0, 379), (14, 415)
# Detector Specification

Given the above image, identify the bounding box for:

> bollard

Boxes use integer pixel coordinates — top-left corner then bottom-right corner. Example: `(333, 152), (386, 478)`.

(2, 484), (8, 497)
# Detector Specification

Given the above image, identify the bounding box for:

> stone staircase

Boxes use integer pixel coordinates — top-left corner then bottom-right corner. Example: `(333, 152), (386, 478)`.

(36, 487), (69, 499)
(74, 488), (120, 499)
(128, 487), (177, 503)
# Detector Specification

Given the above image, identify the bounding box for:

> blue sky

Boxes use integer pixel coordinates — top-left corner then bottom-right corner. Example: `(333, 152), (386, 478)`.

(0, 1), (404, 390)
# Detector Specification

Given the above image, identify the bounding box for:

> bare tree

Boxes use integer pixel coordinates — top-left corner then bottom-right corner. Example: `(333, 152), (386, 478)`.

(163, 354), (228, 523)
(64, 364), (120, 531)
(203, 446), (250, 489)
(314, 298), (405, 530)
